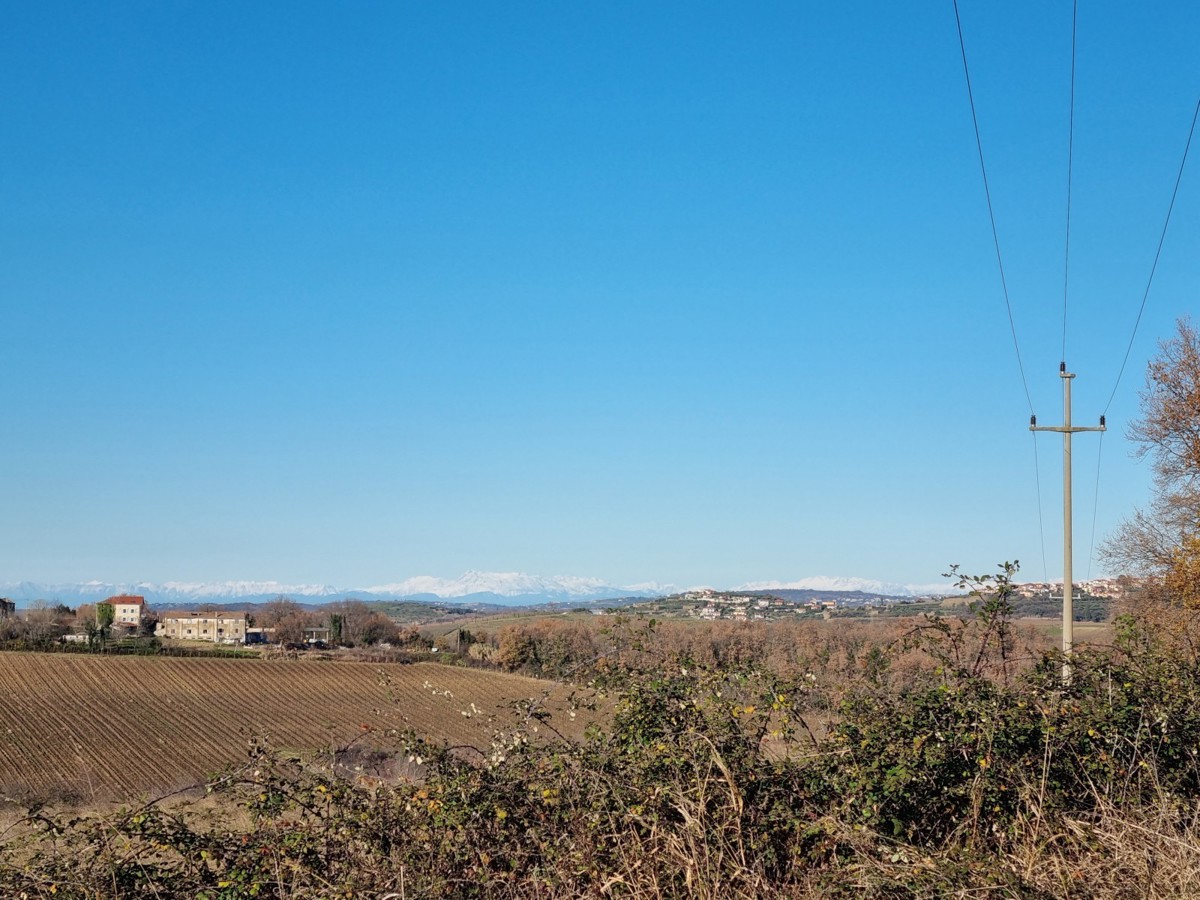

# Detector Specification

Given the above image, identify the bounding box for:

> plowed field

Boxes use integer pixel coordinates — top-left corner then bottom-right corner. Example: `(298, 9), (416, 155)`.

(0, 653), (581, 802)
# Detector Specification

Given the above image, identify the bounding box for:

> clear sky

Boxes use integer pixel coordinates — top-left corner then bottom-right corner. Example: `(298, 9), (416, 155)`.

(2, 2), (1198, 591)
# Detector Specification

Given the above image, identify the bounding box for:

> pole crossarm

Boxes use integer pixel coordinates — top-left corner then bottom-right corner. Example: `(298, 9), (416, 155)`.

(1025, 366), (1105, 682)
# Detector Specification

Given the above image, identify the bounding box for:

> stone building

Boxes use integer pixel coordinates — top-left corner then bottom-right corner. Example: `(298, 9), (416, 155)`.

(100, 595), (147, 627)
(156, 611), (248, 644)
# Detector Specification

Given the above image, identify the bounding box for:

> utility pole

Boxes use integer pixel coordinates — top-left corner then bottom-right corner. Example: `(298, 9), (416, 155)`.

(1030, 363), (1105, 681)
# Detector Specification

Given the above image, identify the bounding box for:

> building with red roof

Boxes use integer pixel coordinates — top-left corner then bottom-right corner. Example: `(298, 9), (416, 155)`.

(99, 594), (146, 627)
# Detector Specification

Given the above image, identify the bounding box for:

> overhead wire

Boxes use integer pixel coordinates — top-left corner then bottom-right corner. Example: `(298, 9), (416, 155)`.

(1061, 0), (1077, 363)
(954, 5), (1196, 590)
(1103, 96), (1200, 416)
(952, 0), (1035, 415)
(953, 1), (1055, 584)
(1031, 432), (1050, 583)
(1059, 1), (1079, 588)
(1086, 430), (1105, 581)
(953, 0), (1049, 582)
(1062, 0), (1104, 587)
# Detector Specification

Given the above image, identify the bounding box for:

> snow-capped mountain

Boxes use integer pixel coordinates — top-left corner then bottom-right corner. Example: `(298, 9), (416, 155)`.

(0, 573), (665, 608)
(364, 571), (632, 600)
(0, 580), (344, 607)
(1, 571), (956, 608)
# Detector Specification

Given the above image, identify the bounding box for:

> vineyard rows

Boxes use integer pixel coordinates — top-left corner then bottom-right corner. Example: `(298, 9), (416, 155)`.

(0, 652), (580, 803)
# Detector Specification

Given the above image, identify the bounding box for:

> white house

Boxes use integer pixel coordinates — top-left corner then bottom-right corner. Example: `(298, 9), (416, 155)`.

(100, 594), (146, 627)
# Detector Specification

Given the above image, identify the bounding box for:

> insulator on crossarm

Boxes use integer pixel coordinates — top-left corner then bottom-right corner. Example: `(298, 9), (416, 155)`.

(1060, 361), (1067, 373)
(1030, 415), (1037, 427)
(1100, 415), (1106, 428)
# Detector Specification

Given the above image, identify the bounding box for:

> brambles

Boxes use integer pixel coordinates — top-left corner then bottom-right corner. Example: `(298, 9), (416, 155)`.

(813, 565), (1038, 846)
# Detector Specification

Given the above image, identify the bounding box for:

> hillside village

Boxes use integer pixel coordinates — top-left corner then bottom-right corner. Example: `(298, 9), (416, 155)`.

(652, 589), (844, 621)
(629, 578), (1128, 622)
(1012, 577), (1125, 599)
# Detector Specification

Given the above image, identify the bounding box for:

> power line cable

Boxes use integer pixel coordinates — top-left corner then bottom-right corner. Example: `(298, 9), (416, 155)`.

(1086, 430), (1105, 581)
(1061, 0), (1078, 362)
(952, 0), (1035, 414)
(950, 0), (1046, 588)
(1103, 96), (1200, 415)
(1031, 431), (1050, 583)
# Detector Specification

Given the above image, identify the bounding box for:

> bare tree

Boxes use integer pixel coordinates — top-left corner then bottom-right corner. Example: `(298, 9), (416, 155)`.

(23, 601), (68, 644)
(1103, 318), (1200, 604)
(258, 597), (316, 644)
(1131, 317), (1200, 485)
(325, 599), (398, 646)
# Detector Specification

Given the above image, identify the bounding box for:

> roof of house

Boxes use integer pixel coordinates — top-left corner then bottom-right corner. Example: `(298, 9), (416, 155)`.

(101, 595), (146, 606)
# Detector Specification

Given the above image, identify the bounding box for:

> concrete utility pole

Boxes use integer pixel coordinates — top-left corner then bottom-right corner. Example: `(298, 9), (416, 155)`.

(1030, 363), (1105, 681)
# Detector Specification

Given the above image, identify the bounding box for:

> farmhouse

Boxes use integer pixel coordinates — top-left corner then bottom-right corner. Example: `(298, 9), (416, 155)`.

(100, 594), (146, 627)
(157, 611), (248, 644)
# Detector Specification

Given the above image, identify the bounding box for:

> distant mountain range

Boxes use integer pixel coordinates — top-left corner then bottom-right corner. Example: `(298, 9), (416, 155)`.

(737, 576), (958, 598)
(0, 573), (658, 609)
(1, 572), (959, 609)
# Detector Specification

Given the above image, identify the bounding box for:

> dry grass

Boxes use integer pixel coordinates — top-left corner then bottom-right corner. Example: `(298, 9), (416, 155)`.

(1015, 799), (1200, 898)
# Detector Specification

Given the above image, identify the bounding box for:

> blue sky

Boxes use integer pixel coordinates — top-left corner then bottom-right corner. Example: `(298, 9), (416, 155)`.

(2, 2), (1198, 590)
